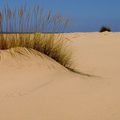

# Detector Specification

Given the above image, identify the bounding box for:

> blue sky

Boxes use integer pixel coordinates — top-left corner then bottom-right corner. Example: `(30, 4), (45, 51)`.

(0, 0), (120, 32)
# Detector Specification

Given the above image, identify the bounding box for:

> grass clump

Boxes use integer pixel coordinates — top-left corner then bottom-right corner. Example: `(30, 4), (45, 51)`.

(0, 33), (72, 69)
(0, 3), (72, 69)
(0, 2), (94, 77)
(99, 26), (111, 32)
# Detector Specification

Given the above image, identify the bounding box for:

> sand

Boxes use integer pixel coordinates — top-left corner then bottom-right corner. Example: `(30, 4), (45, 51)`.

(0, 32), (120, 120)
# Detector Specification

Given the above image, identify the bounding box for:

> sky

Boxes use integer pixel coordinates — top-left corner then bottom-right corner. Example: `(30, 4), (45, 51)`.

(0, 0), (120, 32)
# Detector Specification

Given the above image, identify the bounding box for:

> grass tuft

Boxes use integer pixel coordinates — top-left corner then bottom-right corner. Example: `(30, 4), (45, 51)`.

(0, 33), (72, 69)
(99, 26), (111, 32)
(0, 2), (95, 77)
(0, 3), (72, 69)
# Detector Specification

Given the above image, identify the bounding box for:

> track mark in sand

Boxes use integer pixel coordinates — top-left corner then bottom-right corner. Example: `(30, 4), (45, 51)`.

(0, 78), (55, 103)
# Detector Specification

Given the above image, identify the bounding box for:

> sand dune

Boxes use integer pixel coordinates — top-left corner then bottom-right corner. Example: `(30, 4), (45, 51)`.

(0, 32), (120, 120)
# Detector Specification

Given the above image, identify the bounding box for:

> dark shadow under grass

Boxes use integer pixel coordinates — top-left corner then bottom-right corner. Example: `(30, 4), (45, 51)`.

(67, 67), (101, 78)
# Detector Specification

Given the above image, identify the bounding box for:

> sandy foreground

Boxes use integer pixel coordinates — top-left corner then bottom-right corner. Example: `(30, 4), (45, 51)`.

(0, 32), (120, 120)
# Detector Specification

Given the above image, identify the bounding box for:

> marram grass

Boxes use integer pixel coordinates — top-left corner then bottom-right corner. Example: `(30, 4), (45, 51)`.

(0, 3), (72, 68)
(0, 3), (95, 76)
(0, 33), (72, 69)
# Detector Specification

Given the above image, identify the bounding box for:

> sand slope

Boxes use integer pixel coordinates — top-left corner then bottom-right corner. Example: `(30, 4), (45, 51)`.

(0, 32), (120, 120)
